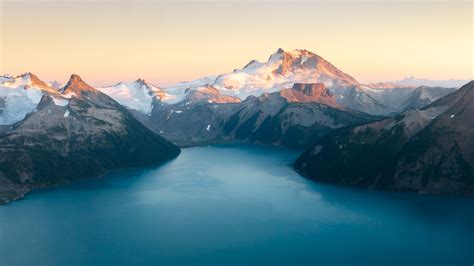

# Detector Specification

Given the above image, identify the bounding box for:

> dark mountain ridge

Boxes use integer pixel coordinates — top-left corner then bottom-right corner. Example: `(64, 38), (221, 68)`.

(295, 81), (474, 195)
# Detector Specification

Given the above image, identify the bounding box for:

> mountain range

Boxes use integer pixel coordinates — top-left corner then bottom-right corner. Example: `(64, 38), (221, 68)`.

(94, 49), (458, 118)
(0, 74), (180, 204)
(368, 76), (472, 89)
(0, 48), (472, 202)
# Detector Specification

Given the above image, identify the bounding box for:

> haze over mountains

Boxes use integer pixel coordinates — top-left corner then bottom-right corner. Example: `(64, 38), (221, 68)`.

(369, 77), (471, 89)
(0, 48), (472, 202)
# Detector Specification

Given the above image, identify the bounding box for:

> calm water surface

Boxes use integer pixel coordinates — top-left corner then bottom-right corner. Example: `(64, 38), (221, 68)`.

(0, 145), (473, 266)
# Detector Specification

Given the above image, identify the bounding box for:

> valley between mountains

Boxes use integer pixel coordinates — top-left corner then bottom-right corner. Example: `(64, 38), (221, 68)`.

(0, 48), (472, 203)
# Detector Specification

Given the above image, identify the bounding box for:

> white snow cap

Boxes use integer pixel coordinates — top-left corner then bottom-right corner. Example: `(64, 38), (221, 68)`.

(164, 48), (358, 103)
(0, 73), (58, 125)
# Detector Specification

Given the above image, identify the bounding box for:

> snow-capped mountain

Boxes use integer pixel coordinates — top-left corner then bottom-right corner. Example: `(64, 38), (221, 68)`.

(95, 49), (456, 116)
(98, 79), (242, 114)
(0, 73), (62, 125)
(98, 79), (167, 115)
(156, 49), (455, 116)
(164, 48), (359, 102)
(97, 79), (217, 115)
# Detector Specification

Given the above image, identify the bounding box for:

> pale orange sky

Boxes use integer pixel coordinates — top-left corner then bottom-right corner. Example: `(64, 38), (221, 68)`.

(0, 0), (472, 86)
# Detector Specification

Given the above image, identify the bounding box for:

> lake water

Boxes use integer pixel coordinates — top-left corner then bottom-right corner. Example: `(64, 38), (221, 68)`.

(0, 145), (473, 266)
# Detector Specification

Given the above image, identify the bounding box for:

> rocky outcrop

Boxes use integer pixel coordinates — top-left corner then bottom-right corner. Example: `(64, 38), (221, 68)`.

(280, 83), (340, 107)
(295, 81), (474, 195)
(401, 86), (457, 111)
(0, 74), (180, 204)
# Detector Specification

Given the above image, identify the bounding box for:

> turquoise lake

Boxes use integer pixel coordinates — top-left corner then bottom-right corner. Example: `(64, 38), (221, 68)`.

(0, 145), (473, 265)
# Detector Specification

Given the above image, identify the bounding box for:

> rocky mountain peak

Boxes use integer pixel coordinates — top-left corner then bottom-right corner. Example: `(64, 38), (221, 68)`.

(17, 73), (60, 95)
(13, 72), (52, 90)
(62, 74), (96, 96)
(135, 78), (146, 85)
(270, 49), (358, 86)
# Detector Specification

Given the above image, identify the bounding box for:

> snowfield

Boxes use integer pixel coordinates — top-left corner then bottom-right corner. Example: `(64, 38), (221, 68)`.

(0, 73), (59, 125)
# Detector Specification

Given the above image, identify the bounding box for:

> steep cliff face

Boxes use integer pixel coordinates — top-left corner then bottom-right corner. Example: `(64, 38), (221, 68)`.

(295, 81), (474, 195)
(279, 83), (340, 107)
(0, 74), (180, 204)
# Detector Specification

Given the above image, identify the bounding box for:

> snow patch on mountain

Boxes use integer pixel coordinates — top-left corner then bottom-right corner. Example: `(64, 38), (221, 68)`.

(53, 97), (69, 106)
(98, 81), (155, 114)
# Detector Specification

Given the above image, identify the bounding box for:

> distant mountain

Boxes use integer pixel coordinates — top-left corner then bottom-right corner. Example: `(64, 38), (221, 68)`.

(0, 73), (61, 125)
(295, 81), (474, 195)
(90, 49), (458, 148)
(332, 85), (457, 116)
(137, 82), (376, 148)
(368, 76), (471, 89)
(98, 79), (168, 115)
(401, 86), (457, 110)
(0, 74), (180, 204)
(98, 79), (241, 115)
(96, 50), (454, 117)
(100, 49), (361, 114)
(163, 48), (359, 103)
(48, 80), (62, 90)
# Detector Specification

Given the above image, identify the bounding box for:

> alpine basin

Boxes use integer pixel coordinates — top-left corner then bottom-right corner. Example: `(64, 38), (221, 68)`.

(0, 145), (472, 266)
